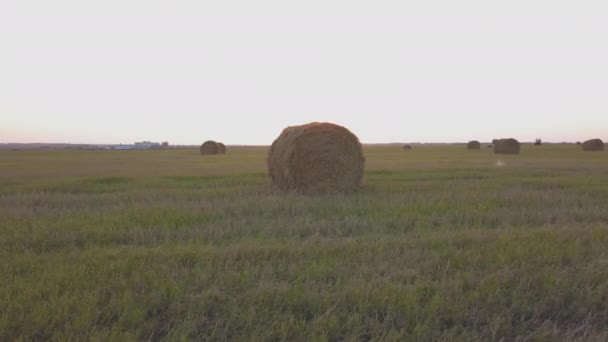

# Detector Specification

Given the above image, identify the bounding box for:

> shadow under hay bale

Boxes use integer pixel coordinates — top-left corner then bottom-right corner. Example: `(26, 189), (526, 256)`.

(467, 140), (481, 150)
(582, 139), (604, 151)
(200, 140), (220, 155)
(267, 122), (365, 194)
(494, 138), (520, 154)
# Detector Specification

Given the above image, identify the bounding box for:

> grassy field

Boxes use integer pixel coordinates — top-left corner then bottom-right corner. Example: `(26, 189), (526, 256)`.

(1, 144), (607, 341)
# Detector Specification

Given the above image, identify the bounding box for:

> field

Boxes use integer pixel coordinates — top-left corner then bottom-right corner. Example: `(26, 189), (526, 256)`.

(1, 144), (608, 340)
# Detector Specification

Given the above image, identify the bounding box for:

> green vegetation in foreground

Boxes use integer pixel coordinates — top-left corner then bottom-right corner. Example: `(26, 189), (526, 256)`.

(1, 144), (607, 340)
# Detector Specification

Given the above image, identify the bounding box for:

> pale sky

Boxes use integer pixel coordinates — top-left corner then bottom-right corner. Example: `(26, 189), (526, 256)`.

(1, 1), (607, 145)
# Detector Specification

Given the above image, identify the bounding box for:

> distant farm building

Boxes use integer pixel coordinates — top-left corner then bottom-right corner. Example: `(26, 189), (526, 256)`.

(111, 145), (134, 150)
(111, 141), (165, 150)
(134, 141), (161, 149)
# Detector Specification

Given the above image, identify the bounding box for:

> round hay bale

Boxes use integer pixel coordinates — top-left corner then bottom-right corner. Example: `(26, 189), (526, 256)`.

(267, 122), (365, 194)
(403, 144), (412, 150)
(582, 139), (604, 151)
(467, 140), (481, 150)
(217, 142), (227, 154)
(576, 141), (582, 145)
(200, 140), (219, 155)
(494, 138), (520, 154)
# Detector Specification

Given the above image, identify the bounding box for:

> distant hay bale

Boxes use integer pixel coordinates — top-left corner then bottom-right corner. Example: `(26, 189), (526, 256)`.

(582, 139), (604, 151)
(217, 142), (226, 154)
(576, 141), (582, 145)
(267, 122), (365, 194)
(494, 138), (520, 154)
(487, 145), (493, 148)
(403, 145), (412, 150)
(200, 140), (219, 155)
(467, 140), (481, 150)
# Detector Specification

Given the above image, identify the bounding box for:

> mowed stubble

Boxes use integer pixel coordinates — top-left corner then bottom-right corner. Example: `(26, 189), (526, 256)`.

(1, 143), (607, 340)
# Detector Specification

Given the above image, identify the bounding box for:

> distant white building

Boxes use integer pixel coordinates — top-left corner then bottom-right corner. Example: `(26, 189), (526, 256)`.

(111, 144), (134, 150)
(111, 141), (162, 150)
(134, 141), (161, 149)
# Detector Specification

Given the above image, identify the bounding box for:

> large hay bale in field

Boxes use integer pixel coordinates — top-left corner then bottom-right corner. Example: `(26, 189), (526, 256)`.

(217, 142), (227, 154)
(494, 138), (520, 154)
(267, 122), (365, 194)
(200, 140), (220, 155)
(582, 139), (604, 151)
(467, 140), (481, 150)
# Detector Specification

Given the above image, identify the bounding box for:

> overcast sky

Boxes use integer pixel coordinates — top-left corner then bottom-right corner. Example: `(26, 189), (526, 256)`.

(1, 1), (607, 145)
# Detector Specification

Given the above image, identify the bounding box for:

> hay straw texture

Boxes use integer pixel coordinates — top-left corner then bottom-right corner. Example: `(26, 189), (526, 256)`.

(494, 138), (520, 154)
(200, 140), (219, 155)
(467, 140), (481, 150)
(267, 122), (365, 194)
(217, 143), (227, 154)
(582, 139), (604, 151)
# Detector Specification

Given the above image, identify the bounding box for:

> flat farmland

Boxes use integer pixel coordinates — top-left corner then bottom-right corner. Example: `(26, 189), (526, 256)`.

(1, 144), (607, 340)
